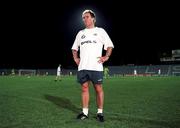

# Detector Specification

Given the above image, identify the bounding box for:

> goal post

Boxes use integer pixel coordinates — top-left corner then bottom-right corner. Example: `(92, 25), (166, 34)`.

(18, 69), (36, 76)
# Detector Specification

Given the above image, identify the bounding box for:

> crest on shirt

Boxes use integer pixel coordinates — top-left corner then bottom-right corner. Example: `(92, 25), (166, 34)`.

(93, 33), (97, 36)
(81, 35), (86, 39)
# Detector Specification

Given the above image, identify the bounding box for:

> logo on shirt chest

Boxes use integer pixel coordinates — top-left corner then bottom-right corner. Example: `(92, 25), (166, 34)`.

(81, 33), (97, 39)
(80, 33), (98, 45)
(93, 33), (97, 36)
(81, 40), (97, 45)
(81, 35), (86, 39)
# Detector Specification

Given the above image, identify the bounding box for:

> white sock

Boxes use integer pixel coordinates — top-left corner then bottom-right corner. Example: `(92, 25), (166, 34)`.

(97, 108), (103, 114)
(82, 108), (88, 116)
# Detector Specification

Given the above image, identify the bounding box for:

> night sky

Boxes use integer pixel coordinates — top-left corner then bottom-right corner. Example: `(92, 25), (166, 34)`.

(1, 1), (179, 69)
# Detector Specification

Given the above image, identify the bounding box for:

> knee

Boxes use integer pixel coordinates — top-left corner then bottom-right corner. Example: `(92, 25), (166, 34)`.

(82, 85), (89, 92)
(95, 85), (103, 93)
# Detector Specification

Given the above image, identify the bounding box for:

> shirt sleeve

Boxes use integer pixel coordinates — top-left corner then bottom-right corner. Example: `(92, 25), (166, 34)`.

(71, 31), (81, 51)
(100, 28), (114, 50)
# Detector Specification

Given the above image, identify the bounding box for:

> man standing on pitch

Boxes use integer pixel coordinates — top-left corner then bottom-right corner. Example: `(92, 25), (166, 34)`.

(71, 9), (114, 122)
(55, 64), (61, 81)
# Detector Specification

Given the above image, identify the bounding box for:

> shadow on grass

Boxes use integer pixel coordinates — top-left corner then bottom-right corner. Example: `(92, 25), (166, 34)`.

(1, 124), (20, 128)
(44, 94), (80, 113)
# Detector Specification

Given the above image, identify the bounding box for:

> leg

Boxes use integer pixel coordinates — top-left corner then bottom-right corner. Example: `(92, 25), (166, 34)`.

(77, 81), (90, 119)
(55, 76), (58, 81)
(81, 81), (90, 109)
(91, 71), (104, 112)
(94, 84), (105, 122)
(58, 74), (61, 81)
(94, 84), (104, 110)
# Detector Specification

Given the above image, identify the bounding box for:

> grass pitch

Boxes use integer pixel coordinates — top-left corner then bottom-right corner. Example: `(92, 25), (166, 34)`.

(0, 76), (180, 128)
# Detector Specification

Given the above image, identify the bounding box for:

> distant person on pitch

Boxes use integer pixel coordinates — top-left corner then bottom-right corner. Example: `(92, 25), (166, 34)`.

(134, 69), (137, 76)
(55, 64), (61, 81)
(104, 66), (109, 79)
(158, 68), (161, 76)
(72, 9), (114, 122)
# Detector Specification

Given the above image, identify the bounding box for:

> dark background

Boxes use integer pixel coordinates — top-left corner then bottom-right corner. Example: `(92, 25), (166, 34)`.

(1, 1), (179, 69)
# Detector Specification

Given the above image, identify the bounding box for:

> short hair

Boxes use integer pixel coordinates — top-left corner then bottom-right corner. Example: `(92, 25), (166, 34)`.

(82, 9), (96, 18)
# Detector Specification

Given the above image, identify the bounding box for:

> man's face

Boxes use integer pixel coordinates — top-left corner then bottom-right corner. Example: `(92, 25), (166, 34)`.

(82, 12), (95, 28)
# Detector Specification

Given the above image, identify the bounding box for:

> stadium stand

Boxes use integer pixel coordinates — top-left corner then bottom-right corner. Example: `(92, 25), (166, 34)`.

(1, 64), (180, 76)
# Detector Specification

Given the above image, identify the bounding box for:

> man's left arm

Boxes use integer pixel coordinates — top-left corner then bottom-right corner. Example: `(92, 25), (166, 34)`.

(98, 47), (113, 63)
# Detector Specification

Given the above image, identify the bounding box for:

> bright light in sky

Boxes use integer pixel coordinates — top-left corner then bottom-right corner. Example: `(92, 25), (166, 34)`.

(68, 6), (107, 32)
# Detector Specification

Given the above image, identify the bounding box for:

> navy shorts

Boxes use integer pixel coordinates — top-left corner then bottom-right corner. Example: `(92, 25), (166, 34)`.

(77, 70), (103, 85)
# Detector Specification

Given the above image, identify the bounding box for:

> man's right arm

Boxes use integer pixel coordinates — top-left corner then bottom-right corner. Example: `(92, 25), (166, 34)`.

(72, 50), (80, 65)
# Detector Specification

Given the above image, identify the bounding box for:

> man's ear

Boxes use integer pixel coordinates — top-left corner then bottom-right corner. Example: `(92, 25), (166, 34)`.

(93, 18), (96, 23)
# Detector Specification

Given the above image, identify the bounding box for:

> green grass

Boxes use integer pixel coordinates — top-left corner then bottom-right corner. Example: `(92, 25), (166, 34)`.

(0, 76), (180, 128)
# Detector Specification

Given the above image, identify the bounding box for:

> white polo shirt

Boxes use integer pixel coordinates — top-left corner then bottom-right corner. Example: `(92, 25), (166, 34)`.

(72, 27), (114, 71)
